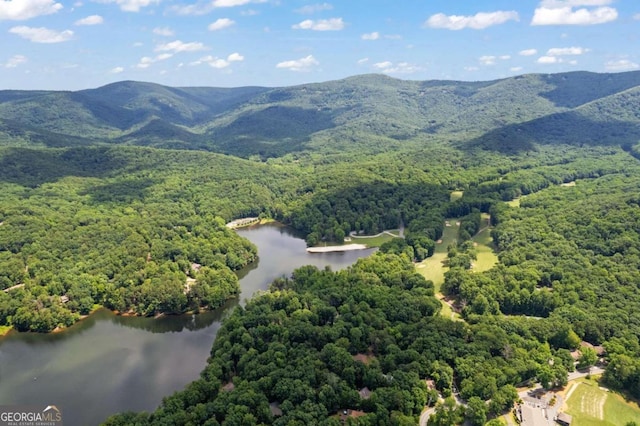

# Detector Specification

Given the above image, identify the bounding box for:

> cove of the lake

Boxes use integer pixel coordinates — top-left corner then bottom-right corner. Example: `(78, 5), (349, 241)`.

(0, 224), (375, 426)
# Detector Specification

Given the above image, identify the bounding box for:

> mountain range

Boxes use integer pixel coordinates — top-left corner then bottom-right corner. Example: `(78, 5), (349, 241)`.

(1, 71), (640, 157)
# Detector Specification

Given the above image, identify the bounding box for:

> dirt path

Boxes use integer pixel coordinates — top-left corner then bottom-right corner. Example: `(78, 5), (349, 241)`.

(3, 283), (25, 292)
(562, 382), (578, 411)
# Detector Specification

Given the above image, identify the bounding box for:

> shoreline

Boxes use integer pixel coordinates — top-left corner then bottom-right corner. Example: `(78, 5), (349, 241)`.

(307, 244), (369, 253)
(226, 217), (275, 229)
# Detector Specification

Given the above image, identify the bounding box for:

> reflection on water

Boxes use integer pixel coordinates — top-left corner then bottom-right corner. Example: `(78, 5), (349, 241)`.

(0, 223), (374, 426)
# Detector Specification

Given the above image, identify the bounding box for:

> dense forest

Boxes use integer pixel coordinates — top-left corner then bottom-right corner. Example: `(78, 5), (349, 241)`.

(103, 254), (541, 425)
(1, 72), (640, 423)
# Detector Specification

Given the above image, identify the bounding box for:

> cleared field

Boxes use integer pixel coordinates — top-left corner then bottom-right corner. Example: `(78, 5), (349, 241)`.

(506, 198), (521, 208)
(417, 219), (459, 292)
(471, 214), (498, 273)
(565, 378), (640, 426)
(450, 191), (464, 202)
(348, 231), (397, 247)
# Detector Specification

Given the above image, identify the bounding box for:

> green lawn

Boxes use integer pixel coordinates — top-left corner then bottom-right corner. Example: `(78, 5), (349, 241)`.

(565, 377), (640, 426)
(417, 219), (459, 292)
(506, 198), (521, 208)
(471, 214), (498, 273)
(450, 191), (464, 202)
(348, 231), (397, 247)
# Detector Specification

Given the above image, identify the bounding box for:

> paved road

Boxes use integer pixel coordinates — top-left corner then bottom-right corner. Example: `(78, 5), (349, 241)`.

(419, 406), (436, 426)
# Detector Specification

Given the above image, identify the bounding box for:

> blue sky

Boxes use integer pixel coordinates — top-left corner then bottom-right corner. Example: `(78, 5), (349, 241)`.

(1, 0), (639, 89)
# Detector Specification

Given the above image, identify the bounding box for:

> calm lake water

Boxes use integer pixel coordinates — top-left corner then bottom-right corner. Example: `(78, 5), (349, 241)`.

(0, 224), (375, 426)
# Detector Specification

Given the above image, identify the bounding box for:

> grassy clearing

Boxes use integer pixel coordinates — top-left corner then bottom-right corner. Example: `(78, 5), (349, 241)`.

(416, 220), (462, 321)
(348, 232), (397, 247)
(565, 377), (640, 426)
(506, 198), (521, 208)
(471, 213), (498, 273)
(438, 300), (459, 321)
(450, 191), (464, 202)
(417, 219), (459, 292)
(0, 324), (13, 336)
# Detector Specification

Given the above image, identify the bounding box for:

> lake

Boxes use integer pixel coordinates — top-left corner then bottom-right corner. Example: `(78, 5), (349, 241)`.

(0, 223), (374, 426)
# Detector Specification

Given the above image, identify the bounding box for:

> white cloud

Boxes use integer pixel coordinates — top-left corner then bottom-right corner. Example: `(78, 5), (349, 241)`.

(213, 0), (256, 6)
(357, 58), (369, 64)
(208, 18), (235, 31)
(136, 56), (153, 68)
(135, 53), (173, 68)
(173, 0), (264, 15)
(241, 9), (258, 16)
(292, 18), (344, 31)
(276, 55), (319, 72)
(110, 66), (124, 73)
(9, 26), (73, 43)
(295, 3), (332, 14)
(191, 52), (243, 68)
(425, 10), (519, 30)
(634, 13), (640, 20)
(539, 0), (613, 6)
(361, 31), (379, 40)
(195, 56), (226, 68)
(546, 46), (589, 55)
(537, 55), (560, 64)
(478, 55), (511, 65)
(170, 3), (211, 15)
(510, 66), (524, 72)
(227, 52), (243, 62)
(4, 54), (27, 68)
(0, 0), (62, 21)
(605, 59), (640, 71)
(171, 0), (266, 15)
(153, 27), (174, 36)
(479, 55), (496, 65)
(531, 5), (617, 25)
(519, 48), (538, 56)
(155, 40), (207, 53)
(373, 61), (393, 69)
(75, 15), (103, 25)
(464, 66), (479, 71)
(98, 0), (159, 12)
(373, 61), (421, 74)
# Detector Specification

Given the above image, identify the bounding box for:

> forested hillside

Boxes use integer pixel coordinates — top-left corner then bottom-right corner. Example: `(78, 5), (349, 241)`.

(2, 71), (640, 157)
(2, 71), (640, 424)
